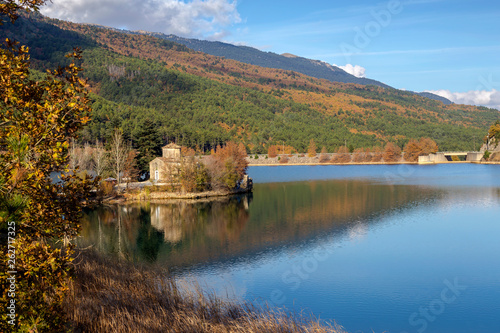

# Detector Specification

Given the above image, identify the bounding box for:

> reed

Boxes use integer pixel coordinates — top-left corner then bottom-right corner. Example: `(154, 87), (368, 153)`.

(66, 250), (346, 333)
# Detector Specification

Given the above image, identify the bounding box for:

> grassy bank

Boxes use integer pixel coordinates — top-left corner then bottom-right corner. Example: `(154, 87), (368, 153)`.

(65, 250), (345, 333)
(122, 187), (252, 202)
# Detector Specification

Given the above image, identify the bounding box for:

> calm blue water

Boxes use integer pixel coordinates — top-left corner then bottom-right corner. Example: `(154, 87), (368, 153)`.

(180, 165), (500, 333)
(82, 164), (500, 333)
(249, 163), (500, 187)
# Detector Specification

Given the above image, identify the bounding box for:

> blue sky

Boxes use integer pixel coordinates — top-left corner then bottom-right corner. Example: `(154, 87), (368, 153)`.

(232, 0), (500, 93)
(41, 0), (500, 109)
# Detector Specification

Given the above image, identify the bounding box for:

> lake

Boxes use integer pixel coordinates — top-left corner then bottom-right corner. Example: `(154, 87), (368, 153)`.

(80, 164), (500, 333)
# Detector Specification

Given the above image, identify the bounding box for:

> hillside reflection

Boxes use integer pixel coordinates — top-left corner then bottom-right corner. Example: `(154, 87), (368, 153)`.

(80, 179), (495, 270)
(80, 195), (251, 264)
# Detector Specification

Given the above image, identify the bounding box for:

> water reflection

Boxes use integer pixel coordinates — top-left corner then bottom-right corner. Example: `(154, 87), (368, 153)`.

(80, 195), (252, 265)
(150, 197), (251, 245)
(79, 165), (500, 333)
(80, 179), (450, 270)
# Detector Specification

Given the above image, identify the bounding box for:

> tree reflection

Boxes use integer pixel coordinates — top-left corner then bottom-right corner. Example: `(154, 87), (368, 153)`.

(79, 194), (251, 264)
(80, 180), (498, 269)
(136, 207), (164, 262)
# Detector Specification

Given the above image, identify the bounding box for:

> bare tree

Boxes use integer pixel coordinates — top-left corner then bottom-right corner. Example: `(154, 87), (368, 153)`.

(80, 142), (94, 171)
(68, 139), (93, 173)
(69, 138), (78, 171)
(92, 141), (108, 179)
(109, 129), (128, 184)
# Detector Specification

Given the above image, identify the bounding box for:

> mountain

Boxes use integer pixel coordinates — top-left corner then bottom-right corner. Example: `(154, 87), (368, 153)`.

(415, 92), (452, 105)
(129, 32), (452, 105)
(17, 12), (452, 105)
(1, 12), (496, 153)
(138, 33), (391, 87)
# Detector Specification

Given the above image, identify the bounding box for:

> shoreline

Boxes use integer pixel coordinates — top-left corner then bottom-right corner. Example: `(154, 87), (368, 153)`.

(104, 161), (499, 203)
(248, 161), (500, 166)
(69, 249), (345, 332)
(248, 161), (416, 166)
(107, 187), (252, 204)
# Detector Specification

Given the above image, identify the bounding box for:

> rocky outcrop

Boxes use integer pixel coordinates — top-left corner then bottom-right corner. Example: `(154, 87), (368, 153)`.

(479, 137), (500, 162)
(488, 151), (500, 162)
(480, 138), (500, 153)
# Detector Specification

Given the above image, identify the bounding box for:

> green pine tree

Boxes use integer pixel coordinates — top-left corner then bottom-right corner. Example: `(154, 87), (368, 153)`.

(133, 119), (163, 175)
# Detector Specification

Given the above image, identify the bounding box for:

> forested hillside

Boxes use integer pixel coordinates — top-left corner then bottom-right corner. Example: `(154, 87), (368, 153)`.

(139, 33), (393, 88)
(2, 12), (498, 153)
(114, 30), (451, 105)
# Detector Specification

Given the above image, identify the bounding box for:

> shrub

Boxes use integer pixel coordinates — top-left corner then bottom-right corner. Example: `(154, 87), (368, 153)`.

(484, 150), (491, 161)
(319, 154), (330, 163)
(100, 181), (116, 197)
(279, 156), (289, 164)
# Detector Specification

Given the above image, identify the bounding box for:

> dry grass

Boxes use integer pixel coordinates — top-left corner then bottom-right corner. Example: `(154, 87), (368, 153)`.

(66, 250), (346, 333)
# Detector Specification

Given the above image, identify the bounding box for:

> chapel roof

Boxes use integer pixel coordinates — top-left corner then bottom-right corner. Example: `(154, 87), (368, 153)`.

(163, 143), (181, 149)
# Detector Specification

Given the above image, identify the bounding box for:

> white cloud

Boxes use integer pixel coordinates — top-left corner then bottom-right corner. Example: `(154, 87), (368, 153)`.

(41, 0), (241, 39)
(334, 64), (366, 78)
(426, 89), (500, 110)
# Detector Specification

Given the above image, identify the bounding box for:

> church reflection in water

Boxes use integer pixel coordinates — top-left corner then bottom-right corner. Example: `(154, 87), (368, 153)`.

(80, 180), (500, 271)
(80, 194), (252, 266)
(149, 196), (251, 245)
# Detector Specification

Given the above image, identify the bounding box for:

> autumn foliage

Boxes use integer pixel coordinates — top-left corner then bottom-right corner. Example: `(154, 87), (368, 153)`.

(268, 145), (278, 158)
(331, 146), (351, 163)
(205, 142), (248, 190)
(319, 146), (330, 163)
(353, 148), (374, 163)
(419, 137), (439, 155)
(383, 142), (402, 162)
(181, 146), (197, 157)
(1, 1), (96, 331)
(371, 146), (383, 162)
(485, 120), (500, 147)
(404, 138), (438, 162)
(179, 157), (209, 193)
(307, 139), (317, 157)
